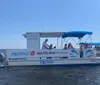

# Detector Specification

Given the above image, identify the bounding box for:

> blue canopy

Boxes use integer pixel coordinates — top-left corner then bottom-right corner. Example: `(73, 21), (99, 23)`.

(80, 42), (100, 46)
(62, 31), (93, 38)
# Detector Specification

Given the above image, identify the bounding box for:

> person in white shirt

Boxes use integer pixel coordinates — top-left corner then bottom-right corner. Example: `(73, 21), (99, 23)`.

(42, 39), (49, 49)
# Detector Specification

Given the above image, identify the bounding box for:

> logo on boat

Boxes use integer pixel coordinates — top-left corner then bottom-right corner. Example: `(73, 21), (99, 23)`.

(56, 51), (68, 54)
(37, 51), (68, 55)
(40, 60), (54, 64)
(85, 50), (93, 55)
(71, 50), (79, 55)
(30, 51), (35, 55)
(69, 50), (79, 57)
(37, 51), (55, 55)
(85, 50), (94, 57)
(11, 51), (35, 56)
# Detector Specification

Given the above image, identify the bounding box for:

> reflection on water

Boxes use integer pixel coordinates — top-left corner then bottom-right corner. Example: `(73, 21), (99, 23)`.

(0, 66), (100, 85)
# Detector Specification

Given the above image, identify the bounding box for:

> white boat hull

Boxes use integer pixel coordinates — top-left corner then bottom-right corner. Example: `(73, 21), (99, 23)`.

(7, 58), (100, 66)
(2, 49), (100, 67)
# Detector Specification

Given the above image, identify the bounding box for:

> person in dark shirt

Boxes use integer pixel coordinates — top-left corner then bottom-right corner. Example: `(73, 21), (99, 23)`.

(80, 45), (84, 58)
(64, 44), (67, 50)
(49, 44), (53, 50)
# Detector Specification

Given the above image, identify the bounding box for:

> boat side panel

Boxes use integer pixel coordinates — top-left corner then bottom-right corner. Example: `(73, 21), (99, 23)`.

(8, 58), (100, 66)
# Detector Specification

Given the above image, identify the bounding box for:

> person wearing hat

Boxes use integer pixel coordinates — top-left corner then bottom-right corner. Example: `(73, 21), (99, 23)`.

(42, 39), (49, 49)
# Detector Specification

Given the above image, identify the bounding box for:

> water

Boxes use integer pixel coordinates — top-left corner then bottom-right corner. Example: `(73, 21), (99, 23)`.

(0, 66), (100, 85)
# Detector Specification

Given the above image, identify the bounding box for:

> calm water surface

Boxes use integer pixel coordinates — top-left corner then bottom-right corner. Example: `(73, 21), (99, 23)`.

(0, 66), (100, 85)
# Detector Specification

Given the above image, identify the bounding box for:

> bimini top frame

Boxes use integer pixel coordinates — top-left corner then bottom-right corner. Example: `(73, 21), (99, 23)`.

(60, 31), (93, 48)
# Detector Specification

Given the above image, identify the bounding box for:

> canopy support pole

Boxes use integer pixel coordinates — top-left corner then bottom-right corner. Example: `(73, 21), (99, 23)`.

(85, 35), (91, 43)
(65, 37), (70, 44)
(57, 37), (58, 48)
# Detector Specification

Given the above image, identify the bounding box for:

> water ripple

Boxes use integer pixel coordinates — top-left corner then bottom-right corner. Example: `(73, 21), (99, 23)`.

(0, 66), (100, 85)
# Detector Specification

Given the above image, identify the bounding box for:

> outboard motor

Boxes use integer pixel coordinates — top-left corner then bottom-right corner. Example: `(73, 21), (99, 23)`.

(0, 52), (5, 63)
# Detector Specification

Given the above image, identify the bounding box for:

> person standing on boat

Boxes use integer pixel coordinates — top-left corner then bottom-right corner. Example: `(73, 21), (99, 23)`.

(80, 45), (84, 58)
(42, 39), (50, 49)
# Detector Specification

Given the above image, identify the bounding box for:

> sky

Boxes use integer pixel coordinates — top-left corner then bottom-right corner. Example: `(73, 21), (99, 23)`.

(0, 0), (100, 49)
